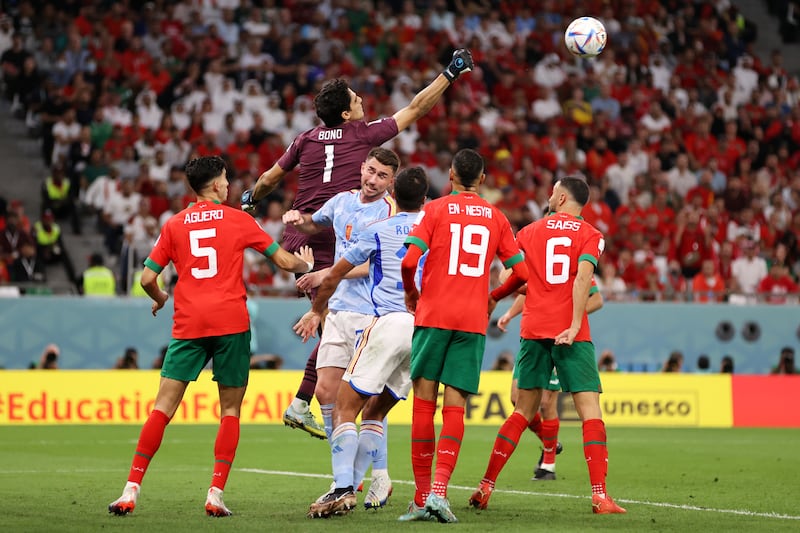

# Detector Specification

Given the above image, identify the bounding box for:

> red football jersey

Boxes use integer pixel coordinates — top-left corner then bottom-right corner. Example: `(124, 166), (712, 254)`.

(145, 201), (278, 339)
(406, 192), (523, 334)
(518, 212), (604, 341)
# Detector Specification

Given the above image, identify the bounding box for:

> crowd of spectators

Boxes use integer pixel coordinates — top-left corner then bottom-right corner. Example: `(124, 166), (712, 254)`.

(0, 0), (799, 302)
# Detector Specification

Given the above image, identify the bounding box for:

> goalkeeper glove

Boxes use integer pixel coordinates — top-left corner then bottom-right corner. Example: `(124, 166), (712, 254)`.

(442, 48), (474, 82)
(241, 189), (256, 213)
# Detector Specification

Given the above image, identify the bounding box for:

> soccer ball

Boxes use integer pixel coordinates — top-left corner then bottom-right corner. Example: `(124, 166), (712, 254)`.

(564, 17), (607, 58)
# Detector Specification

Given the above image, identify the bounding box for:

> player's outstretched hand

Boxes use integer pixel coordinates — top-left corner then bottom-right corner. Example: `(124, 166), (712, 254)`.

(442, 48), (473, 82)
(555, 326), (579, 346)
(294, 245), (314, 273)
(282, 209), (304, 225)
(293, 310), (321, 343)
(241, 189), (256, 213)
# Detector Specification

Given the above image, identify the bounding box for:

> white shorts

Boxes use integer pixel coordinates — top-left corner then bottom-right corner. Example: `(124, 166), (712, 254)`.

(343, 312), (413, 399)
(317, 310), (376, 369)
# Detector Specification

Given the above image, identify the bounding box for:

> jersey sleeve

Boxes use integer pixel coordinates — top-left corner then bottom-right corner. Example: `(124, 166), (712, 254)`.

(143, 221), (173, 273)
(578, 227), (604, 268)
(276, 137), (300, 171)
(404, 203), (434, 252)
(238, 211), (278, 256)
(494, 210), (524, 268)
(343, 228), (377, 266)
(361, 117), (400, 145)
(311, 193), (339, 227)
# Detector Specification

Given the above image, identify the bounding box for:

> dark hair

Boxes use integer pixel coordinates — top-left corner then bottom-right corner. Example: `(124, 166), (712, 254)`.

(366, 147), (400, 174)
(452, 149), (484, 188)
(314, 79), (352, 127)
(721, 355), (734, 373)
(89, 252), (104, 267)
(557, 176), (590, 206)
(394, 167), (429, 211)
(697, 354), (710, 370)
(185, 156), (227, 194)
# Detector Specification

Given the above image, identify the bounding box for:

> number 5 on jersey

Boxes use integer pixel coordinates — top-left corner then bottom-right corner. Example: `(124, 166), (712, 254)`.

(190, 228), (218, 279)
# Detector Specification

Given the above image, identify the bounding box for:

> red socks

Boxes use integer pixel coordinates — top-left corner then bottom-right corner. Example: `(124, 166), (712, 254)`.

(410, 397), (436, 506)
(482, 411), (528, 484)
(211, 416), (240, 490)
(128, 409), (170, 484)
(527, 411), (543, 438)
(431, 406), (465, 497)
(582, 418), (608, 495)
(541, 418), (560, 464)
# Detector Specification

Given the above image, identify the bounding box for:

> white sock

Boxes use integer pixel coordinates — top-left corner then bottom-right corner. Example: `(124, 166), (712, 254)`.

(291, 398), (309, 412)
(539, 462), (555, 472)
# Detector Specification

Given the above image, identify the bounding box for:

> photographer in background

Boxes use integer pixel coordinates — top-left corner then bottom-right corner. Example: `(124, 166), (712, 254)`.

(31, 343), (60, 369)
(114, 347), (139, 370)
(771, 347), (797, 374)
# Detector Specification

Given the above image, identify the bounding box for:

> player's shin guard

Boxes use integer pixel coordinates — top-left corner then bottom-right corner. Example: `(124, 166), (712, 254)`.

(211, 416), (239, 490)
(353, 420), (383, 488)
(410, 397), (436, 506)
(128, 409), (170, 484)
(541, 418), (560, 465)
(431, 406), (465, 498)
(331, 422), (358, 489)
(483, 411), (528, 484)
(582, 418), (608, 496)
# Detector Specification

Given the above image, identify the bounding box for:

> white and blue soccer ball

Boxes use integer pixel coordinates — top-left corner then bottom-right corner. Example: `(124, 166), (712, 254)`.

(564, 17), (607, 58)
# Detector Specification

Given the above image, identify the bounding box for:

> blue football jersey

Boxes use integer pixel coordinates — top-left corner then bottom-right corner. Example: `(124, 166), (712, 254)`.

(313, 190), (396, 313)
(344, 211), (420, 315)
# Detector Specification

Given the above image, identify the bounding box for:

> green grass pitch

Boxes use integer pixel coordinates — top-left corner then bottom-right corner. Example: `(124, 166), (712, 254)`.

(1, 424), (798, 532)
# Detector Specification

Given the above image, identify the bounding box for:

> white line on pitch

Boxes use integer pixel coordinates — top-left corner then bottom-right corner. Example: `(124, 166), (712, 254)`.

(239, 468), (800, 521)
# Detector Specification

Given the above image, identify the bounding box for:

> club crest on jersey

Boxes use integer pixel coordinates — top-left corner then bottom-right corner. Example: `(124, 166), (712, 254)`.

(346, 224), (353, 240)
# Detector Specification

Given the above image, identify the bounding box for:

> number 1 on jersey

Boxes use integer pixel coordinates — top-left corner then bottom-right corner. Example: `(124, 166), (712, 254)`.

(323, 145), (334, 183)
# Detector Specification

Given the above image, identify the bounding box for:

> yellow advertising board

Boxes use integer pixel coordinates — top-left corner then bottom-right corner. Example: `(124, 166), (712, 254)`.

(0, 371), (732, 427)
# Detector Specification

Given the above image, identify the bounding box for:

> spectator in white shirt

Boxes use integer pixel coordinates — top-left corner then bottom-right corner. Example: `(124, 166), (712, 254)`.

(102, 177), (141, 256)
(640, 102), (671, 143)
(135, 90), (163, 131)
(51, 107), (81, 165)
(531, 86), (562, 122)
(160, 127), (192, 168)
(666, 153), (696, 198)
(730, 238), (768, 303)
(605, 151), (638, 204)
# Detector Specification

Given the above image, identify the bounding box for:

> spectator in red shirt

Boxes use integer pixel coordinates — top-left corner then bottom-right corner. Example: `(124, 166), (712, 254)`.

(581, 183), (613, 236)
(692, 258), (726, 303)
(673, 208), (714, 279)
(758, 263), (799, 304)
(685, 169), (715, 209)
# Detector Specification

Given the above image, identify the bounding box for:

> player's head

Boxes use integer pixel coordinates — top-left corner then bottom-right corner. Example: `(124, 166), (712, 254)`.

(185, 156), (228, 200)
(549, 175), (590, 213)
(360, 147), (399, 201)
(451, 149), (485, 189)
(314, 79), (363, 127)
(393, 166), (429, 211)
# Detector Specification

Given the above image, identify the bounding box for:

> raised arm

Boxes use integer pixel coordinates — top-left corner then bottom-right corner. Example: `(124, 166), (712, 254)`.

(392, 49), (473, 132)
(242, 162), (288, 210)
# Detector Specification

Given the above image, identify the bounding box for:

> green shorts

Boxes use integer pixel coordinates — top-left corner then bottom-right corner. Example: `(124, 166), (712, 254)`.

(515, 339), (601, 393)
(161, 330), (252, 387)
(410, 326), (486, 395)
